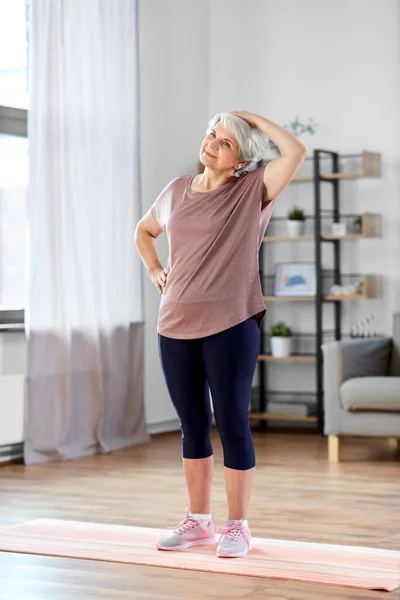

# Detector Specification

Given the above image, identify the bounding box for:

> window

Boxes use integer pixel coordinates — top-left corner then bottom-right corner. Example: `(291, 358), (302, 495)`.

(0, 133), (28, 310)
(0, 1), (29, 318)
(0, 0), (29, 110)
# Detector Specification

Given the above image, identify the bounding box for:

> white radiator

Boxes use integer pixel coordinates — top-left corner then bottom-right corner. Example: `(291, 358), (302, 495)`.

(0, 329), (26, 448)
(0, 375), (25, 445)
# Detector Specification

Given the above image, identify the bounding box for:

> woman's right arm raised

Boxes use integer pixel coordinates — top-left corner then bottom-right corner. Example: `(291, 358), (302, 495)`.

(135, 210), (167, 294)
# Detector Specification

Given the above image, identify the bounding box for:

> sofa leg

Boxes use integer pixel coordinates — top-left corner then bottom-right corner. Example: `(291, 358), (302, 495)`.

(328, 435), (340, 462)
(388, 437), (400, 455)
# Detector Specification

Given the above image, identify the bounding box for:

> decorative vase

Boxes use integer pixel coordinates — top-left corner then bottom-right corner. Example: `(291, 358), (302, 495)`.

(270, 337), (292, 357)
(286, 220), (305, 237)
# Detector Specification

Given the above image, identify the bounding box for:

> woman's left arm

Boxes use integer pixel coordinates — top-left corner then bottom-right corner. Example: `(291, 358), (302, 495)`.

(231, 111), (308, 203)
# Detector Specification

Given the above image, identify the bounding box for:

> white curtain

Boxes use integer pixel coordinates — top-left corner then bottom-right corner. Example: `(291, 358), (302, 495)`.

(25, 0), (148, 464)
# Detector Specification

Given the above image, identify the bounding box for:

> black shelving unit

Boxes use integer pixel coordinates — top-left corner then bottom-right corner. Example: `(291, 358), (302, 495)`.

(251, 149), (382, 435)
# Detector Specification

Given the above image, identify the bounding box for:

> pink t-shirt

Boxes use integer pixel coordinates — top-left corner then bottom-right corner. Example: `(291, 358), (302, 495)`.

(150, 167), (275, 339)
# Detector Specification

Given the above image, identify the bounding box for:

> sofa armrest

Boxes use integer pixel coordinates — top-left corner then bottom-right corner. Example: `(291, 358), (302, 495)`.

(390, 312), (400, 375)
(321, 341), (344, 434)
(321, 337), (392, 434)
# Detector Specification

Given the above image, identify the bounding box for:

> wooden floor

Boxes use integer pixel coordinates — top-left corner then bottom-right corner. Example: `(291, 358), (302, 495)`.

(0, 428), (399, 599)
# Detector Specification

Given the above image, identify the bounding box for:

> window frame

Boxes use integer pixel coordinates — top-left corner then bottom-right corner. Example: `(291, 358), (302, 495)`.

(0, 106), (27, 137)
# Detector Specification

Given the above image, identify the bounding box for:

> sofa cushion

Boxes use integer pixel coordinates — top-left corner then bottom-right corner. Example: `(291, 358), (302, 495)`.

(340, 377), (400, 412)
(342, 338), (392, 381)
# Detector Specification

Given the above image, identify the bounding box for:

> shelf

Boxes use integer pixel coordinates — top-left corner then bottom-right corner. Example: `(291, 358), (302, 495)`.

(263, 234), (368, 242)
(263, 275), (381, 301)
(290, 151), (381, 181)
(291, 176), (314, 182)
(250, 390), (318, 420)
(263, 213), (381, 242)
(264, 295), (377, 302)
(324, 295), (368, 301)
(263, 235), (314, 242)
(258, 354), (315, 362)
(324, 213), (381, 238)
(263, 296), (314, 302)
(326, 275), (382, 299)
(264, 234), (373, 242)
(323, 234), (370, 240)
(255, 148), (382, 435)
(249, 413), (317, 423)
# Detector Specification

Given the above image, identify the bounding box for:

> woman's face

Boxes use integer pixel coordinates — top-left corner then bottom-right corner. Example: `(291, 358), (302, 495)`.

(200, 121), (247, 173)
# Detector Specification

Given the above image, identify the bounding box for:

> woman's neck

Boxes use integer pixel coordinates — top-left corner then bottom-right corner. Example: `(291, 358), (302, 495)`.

(194, 169), (236, 192)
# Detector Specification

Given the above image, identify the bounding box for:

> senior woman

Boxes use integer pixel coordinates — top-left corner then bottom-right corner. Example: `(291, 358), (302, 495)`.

(135, 111), (307, 558)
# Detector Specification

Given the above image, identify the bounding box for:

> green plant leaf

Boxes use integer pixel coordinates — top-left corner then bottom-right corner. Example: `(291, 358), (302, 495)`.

(288, 207), (305, 221)
(269, 321), (292, 337)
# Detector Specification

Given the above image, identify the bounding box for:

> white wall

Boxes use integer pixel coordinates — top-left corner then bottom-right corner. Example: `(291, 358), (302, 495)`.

(140, 0), (400, 429)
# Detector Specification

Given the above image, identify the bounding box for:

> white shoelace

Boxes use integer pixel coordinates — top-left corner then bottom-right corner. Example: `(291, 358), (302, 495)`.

(217, 522), (251, 544)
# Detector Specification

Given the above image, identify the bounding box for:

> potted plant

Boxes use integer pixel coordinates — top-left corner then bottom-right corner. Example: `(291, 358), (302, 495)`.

(353, 214), (362, 234)
(287, 207), (305, 237)
(269, 321), (293, 357)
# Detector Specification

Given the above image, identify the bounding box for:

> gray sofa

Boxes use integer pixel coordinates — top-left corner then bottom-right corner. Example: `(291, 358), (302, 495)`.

(322, 312), (400, 462)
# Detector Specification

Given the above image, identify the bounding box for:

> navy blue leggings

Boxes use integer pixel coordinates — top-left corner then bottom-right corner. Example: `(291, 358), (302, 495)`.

(157, 315), (260, 470)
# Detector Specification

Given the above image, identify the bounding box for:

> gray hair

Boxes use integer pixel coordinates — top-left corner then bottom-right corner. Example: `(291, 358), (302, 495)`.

(207, 112), (270, 172)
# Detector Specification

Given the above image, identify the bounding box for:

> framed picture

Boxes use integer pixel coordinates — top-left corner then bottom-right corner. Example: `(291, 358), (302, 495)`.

(274, 262), (316, 297)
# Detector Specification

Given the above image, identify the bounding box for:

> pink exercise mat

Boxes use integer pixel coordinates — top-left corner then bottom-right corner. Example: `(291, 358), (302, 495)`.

(0, 519), (399, 592)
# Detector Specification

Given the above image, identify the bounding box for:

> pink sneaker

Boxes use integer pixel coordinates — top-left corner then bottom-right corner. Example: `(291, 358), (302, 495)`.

(216, 520), (252, 557)
(156, 506), (217, 551)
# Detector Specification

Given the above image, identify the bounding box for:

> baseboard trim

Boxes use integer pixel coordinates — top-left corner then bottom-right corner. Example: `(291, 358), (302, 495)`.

(146, 417), (181, 436)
